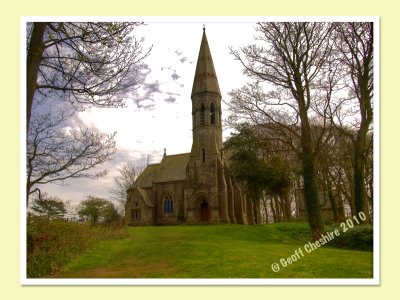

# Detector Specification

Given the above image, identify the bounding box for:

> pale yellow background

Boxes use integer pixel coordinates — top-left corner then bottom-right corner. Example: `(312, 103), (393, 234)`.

(1, 0), (397, 298)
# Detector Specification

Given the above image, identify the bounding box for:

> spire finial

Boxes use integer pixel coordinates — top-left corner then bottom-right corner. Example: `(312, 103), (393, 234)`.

(164, 147), (166, 157)
(203, 24), (205, 32)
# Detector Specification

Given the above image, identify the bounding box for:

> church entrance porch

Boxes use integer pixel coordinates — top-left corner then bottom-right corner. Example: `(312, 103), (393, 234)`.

(185, 195), (214, 224)
(200, 200), (209, 222)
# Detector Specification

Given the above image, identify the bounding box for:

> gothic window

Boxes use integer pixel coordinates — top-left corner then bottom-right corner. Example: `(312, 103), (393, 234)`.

(202, 148), (206, 163)
(200, 103), (205, 125)
(131, 209), (141, 220)
(210, 103), (216, 125)
(164, 194), (174, 214)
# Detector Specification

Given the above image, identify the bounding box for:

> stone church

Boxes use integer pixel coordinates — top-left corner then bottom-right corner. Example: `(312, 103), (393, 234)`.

(125, 29), (255, 225)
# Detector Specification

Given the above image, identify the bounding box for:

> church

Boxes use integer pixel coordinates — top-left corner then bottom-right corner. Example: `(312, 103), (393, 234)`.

(125, 28), (255, 225)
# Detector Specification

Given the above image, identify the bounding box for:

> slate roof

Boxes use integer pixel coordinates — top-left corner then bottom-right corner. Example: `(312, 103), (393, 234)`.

(191, 30), (221, 97)
(137, 188), (154, 207)
(133, 153), (190, 189)
(153, 153), (190, 183)
(134, 163), (160, 188)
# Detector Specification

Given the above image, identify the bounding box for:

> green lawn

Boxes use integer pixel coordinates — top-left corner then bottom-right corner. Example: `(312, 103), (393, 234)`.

(56, 223), (373, 278)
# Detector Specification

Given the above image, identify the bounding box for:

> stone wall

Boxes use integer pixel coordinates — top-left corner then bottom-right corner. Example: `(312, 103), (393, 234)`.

(154, 181), (186, 225)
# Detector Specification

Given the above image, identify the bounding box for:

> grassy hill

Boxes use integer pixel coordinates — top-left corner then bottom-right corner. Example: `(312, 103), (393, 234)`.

(54, 223), (373, 278)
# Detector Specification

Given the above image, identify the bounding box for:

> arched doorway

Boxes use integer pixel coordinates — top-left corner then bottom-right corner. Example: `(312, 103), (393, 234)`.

(200, 200), (209, 222)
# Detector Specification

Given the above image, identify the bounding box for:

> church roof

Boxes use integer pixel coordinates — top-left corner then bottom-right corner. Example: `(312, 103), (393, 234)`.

(191, 29), (221, 98)
(133, 153), (190, 189)
(134, 163), (160, 188)
(153, 153), (190, 183)
(137, 187), (154, 207)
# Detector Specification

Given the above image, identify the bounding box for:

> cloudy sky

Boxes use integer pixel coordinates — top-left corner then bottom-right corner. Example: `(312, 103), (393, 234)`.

(32, 21), (259, 206)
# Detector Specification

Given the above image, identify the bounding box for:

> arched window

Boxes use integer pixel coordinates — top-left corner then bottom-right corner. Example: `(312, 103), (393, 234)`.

(200, 103), (205, 125)
(164, 194), (174, 214)
(131, 209), (141, 220)
(210, 103), (216, 125)
(202, 148), (206, 163)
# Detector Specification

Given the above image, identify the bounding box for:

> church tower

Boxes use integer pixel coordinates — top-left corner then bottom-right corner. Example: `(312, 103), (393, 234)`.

(191, 27), (223, 151)
(126, 27), (252, 226)
(185, 27), (230, 223)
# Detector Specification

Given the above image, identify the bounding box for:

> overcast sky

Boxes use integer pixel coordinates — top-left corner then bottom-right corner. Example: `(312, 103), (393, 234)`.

(35, 21), (259, 206)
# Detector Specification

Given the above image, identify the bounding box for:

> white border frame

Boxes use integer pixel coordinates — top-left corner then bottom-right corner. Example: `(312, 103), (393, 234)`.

(20, 16), (380, 286)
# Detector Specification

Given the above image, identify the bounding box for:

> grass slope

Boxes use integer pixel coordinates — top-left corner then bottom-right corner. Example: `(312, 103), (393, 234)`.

(57, 223), (373, 278)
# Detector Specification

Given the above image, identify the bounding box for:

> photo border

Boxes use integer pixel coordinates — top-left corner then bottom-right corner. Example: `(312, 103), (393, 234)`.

(20, 15), (380, 286)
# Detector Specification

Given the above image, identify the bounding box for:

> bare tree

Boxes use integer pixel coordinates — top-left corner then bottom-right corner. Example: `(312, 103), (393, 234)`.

(332, 22), (374, 222)
(229, 22), (336, 239)
(109, 162), (144, 207)
(26, 22), (151, 130)
(26, 110), (116, 205)
(314, 126), (349, 223)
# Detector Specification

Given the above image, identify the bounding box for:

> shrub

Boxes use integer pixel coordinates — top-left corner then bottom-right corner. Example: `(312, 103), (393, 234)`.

(274, 222), (373, 251)
(325, 224), (373, 251)
(26, 214), (128, 278)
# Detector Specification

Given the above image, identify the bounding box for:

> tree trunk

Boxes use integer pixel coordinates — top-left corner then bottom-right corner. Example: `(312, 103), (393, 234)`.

(329, 171), (347, 223)
(262, 197), (269, 224)
(271, 195), (276, 223)
(26, 183), (32, 207)
(250, 187), (262, 224)
(299, 111), (325, 239)
(281, 192), (291, 221)
(344, 167), (356, 217)
(353, 131), (371, 223)
(253, 196), (262, 224)
(327, 184), (341, 223)
(293, 179), (301, 218)
(274, 196), (282, 222)
(27, 22), (47, 131)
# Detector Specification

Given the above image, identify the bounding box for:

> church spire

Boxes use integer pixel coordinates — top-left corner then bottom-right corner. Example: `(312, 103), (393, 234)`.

(191, 28), (221, 98)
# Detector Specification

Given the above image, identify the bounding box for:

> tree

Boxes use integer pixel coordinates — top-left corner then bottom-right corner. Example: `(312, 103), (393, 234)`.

(224, 124), (291, 224)
(224, 124), (268, 224)
(229, 22), (336, 239)
(26, 110), (116, 205)
(25, 22), (150, 205)
(31, 194), (67, 220)
(26, 22), (150, 130)
(224, 124), (292, 223)
(266, 155), (292, 221)
(109, 162), (144, 207)
(77, 196), (119, 226)
(314, 126), (349, 223)
(333, 22), (373, 222)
